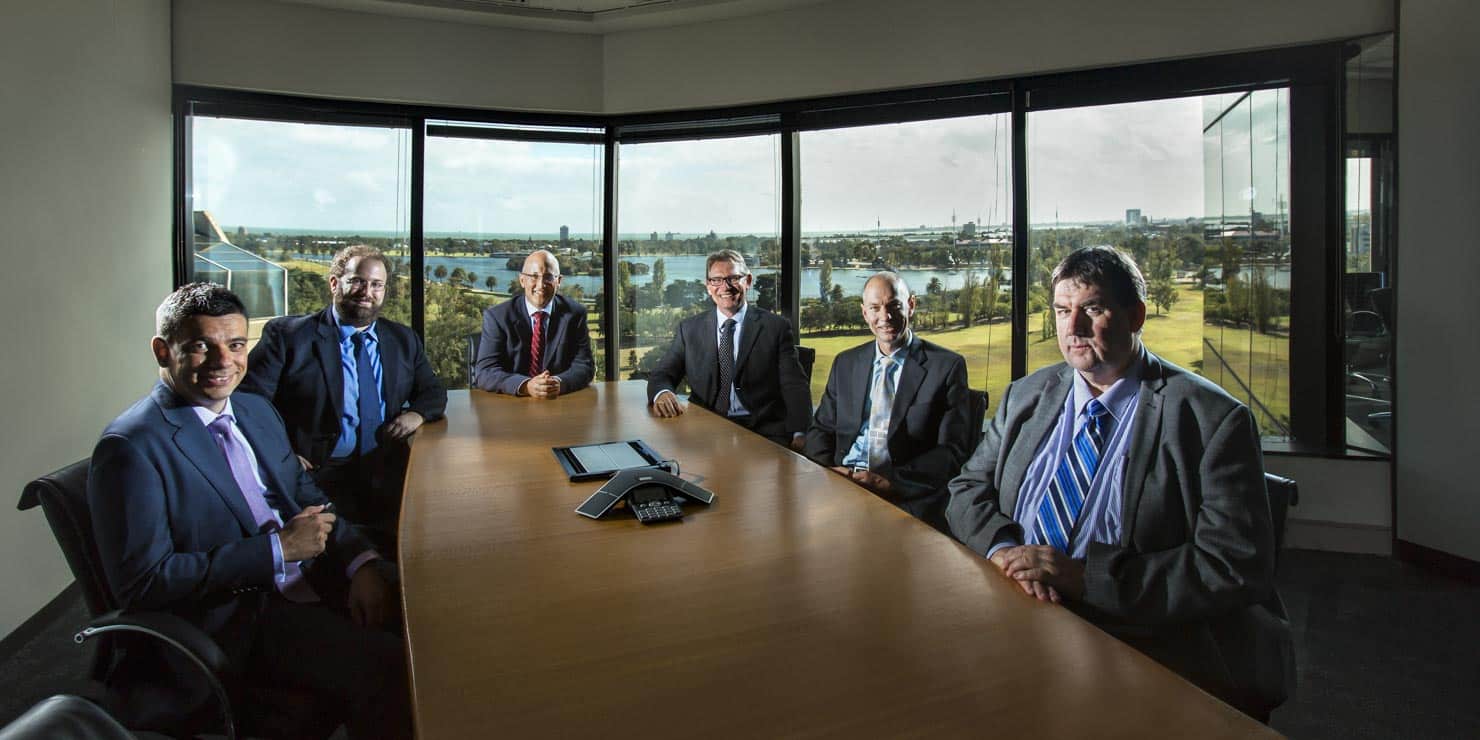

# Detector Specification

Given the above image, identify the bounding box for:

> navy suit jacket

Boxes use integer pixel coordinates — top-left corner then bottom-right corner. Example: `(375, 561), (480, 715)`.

(646, 305), (812, 438)
(804, 337), (970, 528)
(243, 308), (447, 467)
(474, 294), (595, 395)
(88, 384), (375, 658)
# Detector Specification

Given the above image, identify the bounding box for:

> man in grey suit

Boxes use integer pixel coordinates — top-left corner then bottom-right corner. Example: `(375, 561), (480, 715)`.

(945, 246), (1293, 719)
(805, 272), (970, 530)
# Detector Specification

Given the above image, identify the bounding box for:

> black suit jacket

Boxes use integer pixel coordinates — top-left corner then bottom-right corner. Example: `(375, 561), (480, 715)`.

(646, 305), (812, 438)
(474, 294), (595, 395)
(243, 308), (447, 466)
(88, 384), (376, 725)
(944, 350), (1294, 716)
(804, 336), (970, 528)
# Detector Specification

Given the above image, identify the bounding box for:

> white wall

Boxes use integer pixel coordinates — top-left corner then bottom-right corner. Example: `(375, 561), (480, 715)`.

(603, 0), (1394, 113)
(0, 0), (173, 638)
(1395, 0), (1480, 561)
(174, 0), (605, 113)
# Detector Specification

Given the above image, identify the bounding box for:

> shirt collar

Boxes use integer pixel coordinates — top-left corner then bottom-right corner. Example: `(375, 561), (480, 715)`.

(873, 330), (916, 364)
(525, 298), (553, 319)
(1070, 347), (1143, 422)
(331, 306), (378, 343)
(191, 397), (236, 427)
(716, 304), (748, 327)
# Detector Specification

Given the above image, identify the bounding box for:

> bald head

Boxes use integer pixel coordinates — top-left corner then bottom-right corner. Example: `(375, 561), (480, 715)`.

(861, 272), (916, 353)
(519, 250), (562, 308)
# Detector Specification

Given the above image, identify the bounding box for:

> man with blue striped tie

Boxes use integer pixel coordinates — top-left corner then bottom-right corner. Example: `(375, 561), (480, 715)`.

(944, 246), (1293, 721)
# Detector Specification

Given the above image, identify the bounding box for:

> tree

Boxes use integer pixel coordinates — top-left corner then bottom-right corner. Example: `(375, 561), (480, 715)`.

(927, 277), (943, 296)
(485, 276), (497, 291)
(1149, 280), (1179, 315)
(818, 260), (833, 302)
(652, 258), (666, 299)
(753, 273), (778, 312)
(433, 264), (448, 280)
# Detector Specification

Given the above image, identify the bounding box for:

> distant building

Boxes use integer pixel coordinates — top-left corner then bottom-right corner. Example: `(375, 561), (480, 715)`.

(559, 224), (569, 248)
(650, 231), (659, 242)
(1125, 208), (1142, 225)
(962, 221), (977, 237)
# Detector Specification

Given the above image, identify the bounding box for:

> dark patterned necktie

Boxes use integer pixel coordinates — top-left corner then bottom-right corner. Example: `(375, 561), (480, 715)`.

(530, 310), (546, 376)
(716, 318), (736, 414)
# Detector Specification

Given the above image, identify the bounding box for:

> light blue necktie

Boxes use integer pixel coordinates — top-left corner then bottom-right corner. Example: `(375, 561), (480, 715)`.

(1035, 398), (1109, 553)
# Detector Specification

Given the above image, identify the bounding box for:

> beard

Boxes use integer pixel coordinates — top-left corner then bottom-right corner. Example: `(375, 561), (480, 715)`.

(335, 294), (382, 326)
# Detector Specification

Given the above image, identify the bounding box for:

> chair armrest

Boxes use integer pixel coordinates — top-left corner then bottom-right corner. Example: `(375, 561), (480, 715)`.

(76, 610), (237, 740)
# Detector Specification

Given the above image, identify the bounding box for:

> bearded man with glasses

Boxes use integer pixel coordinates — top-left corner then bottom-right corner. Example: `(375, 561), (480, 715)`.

(648, 249), (812, 450)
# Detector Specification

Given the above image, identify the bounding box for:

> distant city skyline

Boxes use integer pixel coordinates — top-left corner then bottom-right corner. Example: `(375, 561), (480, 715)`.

(192, 94), (1295, 236)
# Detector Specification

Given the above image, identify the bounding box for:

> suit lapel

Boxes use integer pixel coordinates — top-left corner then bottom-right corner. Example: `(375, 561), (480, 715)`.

(375, 319), (401, 404)
(312, 309), (344, 419)
(1000, 367), (1072, 516)
(511, 295), (533, 346)
(695, 311), (719, 403)
(733, 307), (762, 381)
(846, 345), (873, 430)
(889, 341), (927, 436)
(152, 385), (259, 535)
(1120, 350), (1167, 545)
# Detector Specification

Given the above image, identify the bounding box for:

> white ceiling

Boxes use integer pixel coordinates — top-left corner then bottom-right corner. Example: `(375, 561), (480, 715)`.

(280, 0), (831, 33)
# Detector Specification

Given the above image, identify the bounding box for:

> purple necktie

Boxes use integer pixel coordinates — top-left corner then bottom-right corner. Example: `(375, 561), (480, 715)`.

(208, 415), (317, 603)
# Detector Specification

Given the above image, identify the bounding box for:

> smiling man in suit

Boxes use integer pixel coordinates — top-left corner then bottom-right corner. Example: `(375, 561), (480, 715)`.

(944, 246), (1293, 719)
(647, 249), (812, 449)
(88, 283), (409, 738)
(474, 249), (595, 398)
(243, 245), (446, 551)
(804, 272), (970, 531)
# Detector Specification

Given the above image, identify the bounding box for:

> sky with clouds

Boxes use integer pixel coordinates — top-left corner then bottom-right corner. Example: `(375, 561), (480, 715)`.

(192, 92), (1288, 237)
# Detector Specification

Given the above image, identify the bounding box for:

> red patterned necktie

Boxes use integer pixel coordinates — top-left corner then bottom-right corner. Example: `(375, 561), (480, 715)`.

(530, 310), (545, 376)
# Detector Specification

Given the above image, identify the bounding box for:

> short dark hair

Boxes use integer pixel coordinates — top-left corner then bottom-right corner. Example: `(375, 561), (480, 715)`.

(1050, 246), (1146, 308)
(155, 283), (247, 342)
(329, 244), (391, 280)
(705, 249), (749, 276)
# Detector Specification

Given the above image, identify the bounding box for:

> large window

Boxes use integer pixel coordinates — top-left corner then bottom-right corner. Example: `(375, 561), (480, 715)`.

(798, 114), (1013, 408)
(187, 116), (411, 343)
(177, 40), (1372, 455)
(424, 124), (605, 389)
(1026, 91), (1292, 441)
(615, 134), (780, 381)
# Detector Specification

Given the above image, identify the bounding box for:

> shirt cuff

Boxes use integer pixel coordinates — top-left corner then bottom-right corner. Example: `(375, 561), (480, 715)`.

(346, 550), (381, 580)
(269, 532), (287, 582)
(652, 389), (677, 404)
(985, 531), (1021, 560)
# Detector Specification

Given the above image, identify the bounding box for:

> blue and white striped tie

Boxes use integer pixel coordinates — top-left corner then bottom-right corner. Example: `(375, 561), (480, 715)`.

(1035, 398), (1109, 553)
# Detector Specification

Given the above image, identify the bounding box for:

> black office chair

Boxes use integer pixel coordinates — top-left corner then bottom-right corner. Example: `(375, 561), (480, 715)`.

(966, 389), (990, 452)
(465, 331), (482, 389)
(0, 695), (135, 740)
(1263, 473), (1299, 564)
(18, 461), (333, 740)
(796, 345), (816, 385)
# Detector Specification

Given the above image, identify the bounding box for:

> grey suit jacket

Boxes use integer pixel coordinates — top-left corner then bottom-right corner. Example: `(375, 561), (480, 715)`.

(804, 336), (970, 529)
(944, 349), (1294, 716)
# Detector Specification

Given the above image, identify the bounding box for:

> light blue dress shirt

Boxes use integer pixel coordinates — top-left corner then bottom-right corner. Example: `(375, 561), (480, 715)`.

(990, 351), (1143, 559)
(330, 307), (386, 459)
(840, 332), (915, 469)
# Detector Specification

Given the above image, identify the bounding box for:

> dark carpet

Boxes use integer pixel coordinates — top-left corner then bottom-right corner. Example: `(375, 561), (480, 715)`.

(2, 549), (1476, 737)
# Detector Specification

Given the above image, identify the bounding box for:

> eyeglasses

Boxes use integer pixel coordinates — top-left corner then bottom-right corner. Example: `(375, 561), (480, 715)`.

(521, 272), (561, 284)
(705, 275), (749, 288)
(343, 277), (386, 292)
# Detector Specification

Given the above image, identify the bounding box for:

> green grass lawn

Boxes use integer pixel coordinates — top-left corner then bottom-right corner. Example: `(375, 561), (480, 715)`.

(799, 285), (1289, 434)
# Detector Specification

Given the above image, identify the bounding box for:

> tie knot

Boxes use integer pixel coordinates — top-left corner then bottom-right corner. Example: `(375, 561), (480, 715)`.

(209, 414), (236, 434)
(352, 330), (368, 347)
(722, 318), (736, 332)
(878, 353), (896, 369)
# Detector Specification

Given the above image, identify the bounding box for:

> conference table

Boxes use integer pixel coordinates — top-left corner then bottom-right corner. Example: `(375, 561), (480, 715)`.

(399, 382), (1274, 738)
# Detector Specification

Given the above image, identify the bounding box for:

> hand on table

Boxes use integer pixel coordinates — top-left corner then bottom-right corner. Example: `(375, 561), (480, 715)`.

(990, 544), (1085, 603)
(382, 411), (425, 441)
(651, 392), (685, 418)
(523, 372), (563, 400)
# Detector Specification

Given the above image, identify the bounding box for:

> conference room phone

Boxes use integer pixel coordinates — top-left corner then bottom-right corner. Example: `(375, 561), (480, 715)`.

(574, 467), (715, 524)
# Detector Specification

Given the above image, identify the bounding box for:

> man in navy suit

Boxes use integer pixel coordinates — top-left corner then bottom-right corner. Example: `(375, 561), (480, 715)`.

(804, 273), (971, 530)
(647, 249), (812, 449)
(474, 249), (595, 398)
(244, 245), (446, 550)
(89, 283), (409, 738)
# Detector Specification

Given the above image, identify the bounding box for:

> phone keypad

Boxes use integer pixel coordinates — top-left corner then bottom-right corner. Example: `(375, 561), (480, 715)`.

(632, 499), (683, 524)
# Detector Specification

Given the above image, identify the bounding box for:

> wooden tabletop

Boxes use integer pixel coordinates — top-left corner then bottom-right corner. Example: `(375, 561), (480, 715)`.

(399, 382), (1275, 739)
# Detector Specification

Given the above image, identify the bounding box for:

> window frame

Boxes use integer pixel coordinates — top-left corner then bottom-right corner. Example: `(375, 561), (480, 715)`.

(172, 39), (1366, 455)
